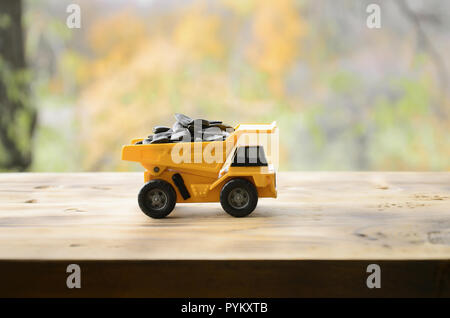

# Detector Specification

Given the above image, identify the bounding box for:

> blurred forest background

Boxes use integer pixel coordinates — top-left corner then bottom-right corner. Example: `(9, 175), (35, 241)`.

(0, 0), (449, 172)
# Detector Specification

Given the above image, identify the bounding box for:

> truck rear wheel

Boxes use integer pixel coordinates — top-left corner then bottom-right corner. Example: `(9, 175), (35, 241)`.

(220, 178), (258, 217)
(138, 179), (176, 219)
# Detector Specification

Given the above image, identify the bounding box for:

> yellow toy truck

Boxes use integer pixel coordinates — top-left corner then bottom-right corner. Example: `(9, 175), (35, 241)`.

(121, 121), (277, 218)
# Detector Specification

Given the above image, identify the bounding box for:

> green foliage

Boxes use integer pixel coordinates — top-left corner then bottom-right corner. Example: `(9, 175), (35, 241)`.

(370, 77), (448, 170)
(0, 56), (31, 106)
(0, 54), (35, 171)
(328, 71), (361, 94)
(31, 124), (80, 172)
(0, 13), (11, 29)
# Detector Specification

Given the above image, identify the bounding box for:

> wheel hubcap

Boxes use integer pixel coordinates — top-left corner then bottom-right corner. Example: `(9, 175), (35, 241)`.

(147, 189), (168, 210)
(228, 187), (250, 209)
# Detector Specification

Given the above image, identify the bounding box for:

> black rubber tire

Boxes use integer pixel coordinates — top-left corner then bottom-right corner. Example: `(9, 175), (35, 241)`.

(220, 178), (258, 217)
(138, 179), (176, 219)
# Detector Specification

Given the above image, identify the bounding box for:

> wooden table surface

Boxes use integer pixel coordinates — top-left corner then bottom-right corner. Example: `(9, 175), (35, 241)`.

(0, 172), (449, 297)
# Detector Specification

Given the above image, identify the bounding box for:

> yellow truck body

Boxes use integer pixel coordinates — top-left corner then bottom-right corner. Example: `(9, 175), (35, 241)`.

(122, 122), (277, 217)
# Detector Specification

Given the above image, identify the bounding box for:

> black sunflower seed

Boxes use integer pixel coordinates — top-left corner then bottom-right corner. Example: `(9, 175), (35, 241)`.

(153, 126), (171, 134)
(174, 113), (193, 127)
(137, 114), (233, 145)
(171, 129), (190, 141)
(192, 119), (210, 128)
(172, 121), (185, 132)
(150, 135), (170, 144)
(204, 134), (225, 142)
(203, 127), (222, 137)
(153, 131), (173, 138)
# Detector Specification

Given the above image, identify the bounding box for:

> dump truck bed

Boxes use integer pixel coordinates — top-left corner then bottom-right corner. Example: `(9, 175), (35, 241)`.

(121, 122), (277, 178)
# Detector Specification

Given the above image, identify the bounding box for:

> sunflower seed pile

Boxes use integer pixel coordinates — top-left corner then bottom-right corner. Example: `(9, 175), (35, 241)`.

(135, 113), (234, 145)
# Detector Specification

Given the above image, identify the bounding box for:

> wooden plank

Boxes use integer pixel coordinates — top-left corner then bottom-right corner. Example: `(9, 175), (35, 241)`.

(0, 172), (449, 260)
(0, 172), (449, 297)
(0, 260), (448, 297)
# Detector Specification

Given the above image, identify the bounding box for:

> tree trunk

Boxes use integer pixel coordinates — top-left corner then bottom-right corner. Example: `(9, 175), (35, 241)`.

(0, 0), (36, 171)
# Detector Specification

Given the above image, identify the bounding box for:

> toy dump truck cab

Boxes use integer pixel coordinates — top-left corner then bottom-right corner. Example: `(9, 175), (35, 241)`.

(121, 122), (278, 218)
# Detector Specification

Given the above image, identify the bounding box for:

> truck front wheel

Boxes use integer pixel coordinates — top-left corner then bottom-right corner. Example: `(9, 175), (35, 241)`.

(220, 178), (258, 217)
(138, 179), (176, 219)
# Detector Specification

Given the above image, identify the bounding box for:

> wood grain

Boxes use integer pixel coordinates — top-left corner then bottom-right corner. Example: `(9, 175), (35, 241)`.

(0, 172), (449, 297)
(0, 172), (449, 260)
